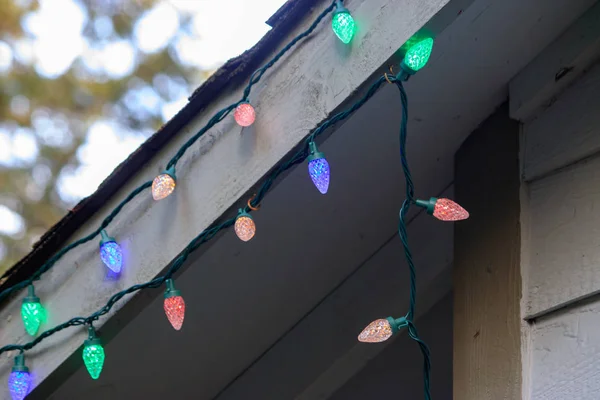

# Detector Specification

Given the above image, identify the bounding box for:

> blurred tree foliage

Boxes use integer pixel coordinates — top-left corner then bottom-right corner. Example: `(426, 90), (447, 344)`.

(0, 0), (213, 274)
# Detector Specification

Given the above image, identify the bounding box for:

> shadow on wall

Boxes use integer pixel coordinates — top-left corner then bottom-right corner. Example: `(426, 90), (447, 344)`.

(330, 293), (453, 399)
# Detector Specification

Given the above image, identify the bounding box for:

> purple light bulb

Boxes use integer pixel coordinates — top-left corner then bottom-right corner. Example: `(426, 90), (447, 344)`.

(307, 142), (330, 194)
(9, 354), (32, 400)
(99, 230), (122, 274)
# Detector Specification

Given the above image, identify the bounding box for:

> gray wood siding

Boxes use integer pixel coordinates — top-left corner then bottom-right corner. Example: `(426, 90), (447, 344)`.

(522, 61), (600, 399)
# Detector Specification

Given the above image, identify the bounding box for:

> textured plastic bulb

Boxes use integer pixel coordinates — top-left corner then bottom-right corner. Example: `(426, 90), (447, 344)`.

(152, 166), (176, 201)
(8, 354), (32, 400)
(358, 317), (407, 343)
(402, 38), (434, 73)
(331, 1), (355, 44)
(82, 327), (105, 380)
(21, 285), (46, 336)
(307, 142), (330, 194)
(234, 209), (256, 242)
(163, 279), (185, 330)
(99, 230), (122, 273)
(415, 197), (469, 221)
(358, 319), (393, 343)
(234, 102), (255, 127)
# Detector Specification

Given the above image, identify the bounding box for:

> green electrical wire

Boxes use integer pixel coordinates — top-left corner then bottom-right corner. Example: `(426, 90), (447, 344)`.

(0, 1), (338, 305)
(394, 77), (432, 400)
(0, 1), (432, 397)
(0, 181), (153, 303)
(0, 74), (389, 354)
(0, 72), (433, 400)
(166, 1), (337, 171)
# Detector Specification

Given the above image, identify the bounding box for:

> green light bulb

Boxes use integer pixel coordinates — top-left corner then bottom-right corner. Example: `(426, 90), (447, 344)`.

(402, 38), (434, 73)
(21, 285), (46, 336)
(82, 327), (105, 380)
(332, 1), (355, 44)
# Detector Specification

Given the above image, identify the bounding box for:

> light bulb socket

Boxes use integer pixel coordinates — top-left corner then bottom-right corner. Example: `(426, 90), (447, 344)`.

(12, 353), (29, 373)
(84, 326), (102, 347)
(333, 0), (349, 15)
(164, 279), (181, 299)
(307, 141), (325, 162)
(415, 197), (438, 215)
(399, 59), (418, 76)
(387, 316), (408, 334)
(99, 229), (116, 247)
(237, 209), (253, 220)
(161, 166), (177, 183)
(22, 285), (40, 305)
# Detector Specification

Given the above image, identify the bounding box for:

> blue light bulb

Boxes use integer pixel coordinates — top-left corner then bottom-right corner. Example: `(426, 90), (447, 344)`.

(99, 230), (122, 273)
(9, 354), (32, 400)
(307, 142), (330, 194)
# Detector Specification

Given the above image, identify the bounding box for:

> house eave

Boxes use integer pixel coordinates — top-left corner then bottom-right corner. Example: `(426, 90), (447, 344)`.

(0, 0), (322, 297)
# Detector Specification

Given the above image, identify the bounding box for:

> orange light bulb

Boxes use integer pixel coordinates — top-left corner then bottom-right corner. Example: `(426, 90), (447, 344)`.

(358, 319), (394, 343)
(234, 210), (256, 242)
(152, 167), (176, 201)
(358, 316), (407, 344)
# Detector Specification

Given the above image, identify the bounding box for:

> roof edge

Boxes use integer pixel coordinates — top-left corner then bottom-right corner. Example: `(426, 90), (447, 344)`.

(0, 0), (324, 294)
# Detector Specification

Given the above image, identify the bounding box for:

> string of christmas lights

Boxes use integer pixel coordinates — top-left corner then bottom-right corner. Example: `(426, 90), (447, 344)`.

(0, 0), (341, 308)
(355, 70), (467, 400)
(0, 1), (469, 399)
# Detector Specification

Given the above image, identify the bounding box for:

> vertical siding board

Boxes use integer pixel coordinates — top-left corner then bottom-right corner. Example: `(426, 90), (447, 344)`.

(454, 105), (522, 399)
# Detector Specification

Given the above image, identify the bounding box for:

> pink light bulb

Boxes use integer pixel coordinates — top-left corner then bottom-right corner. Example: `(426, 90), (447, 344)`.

(234, 103), (255, 127)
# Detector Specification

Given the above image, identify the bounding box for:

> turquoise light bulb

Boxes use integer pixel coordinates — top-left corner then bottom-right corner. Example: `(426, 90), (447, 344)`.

(82, 327), (105, 380)
(332, 1), (355, 44)
(21, 285), (46, 336)
(402, 38), (434, 73)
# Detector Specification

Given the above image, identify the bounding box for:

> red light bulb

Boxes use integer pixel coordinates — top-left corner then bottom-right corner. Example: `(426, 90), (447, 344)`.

(163, 279), (185, 330)
(415, 197), (469, 221)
